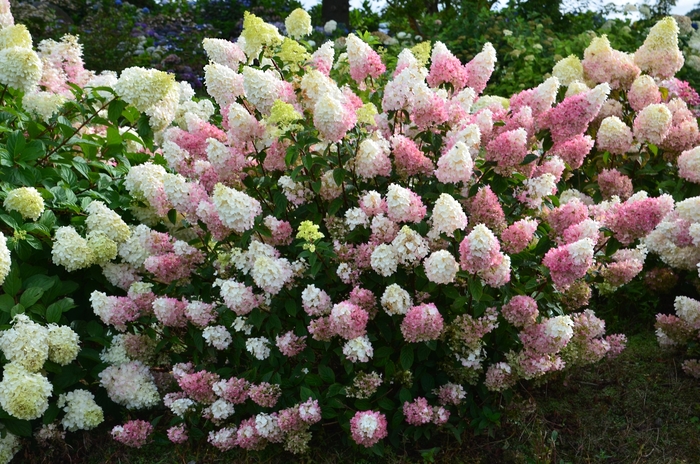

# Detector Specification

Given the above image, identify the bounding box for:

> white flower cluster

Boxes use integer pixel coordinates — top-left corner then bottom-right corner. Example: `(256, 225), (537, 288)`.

(380, 284), (412, 316)
(86, 201), (131, 243)
(301, 284), (332, 316)
(429, 193), (468, 239)
(343, 335), (373, 362)
(0, 431), (19, 464)
(544, 315), (574, 342)
(370, 243), (398, 277)
(0, 232), (9, 286)
(57, 389), (104, 431)
(114, 66), (180, 130)
(0, 313), (48, 372)
(51, 226), (93, 271)
(98, 360), (160, 410)
(47, 324), (80, 366)
(424, 250), (459, 284)
(675, 296), (700, 329)
(203, 326), (233, 350)
(246, 337), (271, 360)
(22, 91), (65, 122)
(207, 398), (235, 421)
(212, 183), (262, 233)
(392, 226), (429, 266)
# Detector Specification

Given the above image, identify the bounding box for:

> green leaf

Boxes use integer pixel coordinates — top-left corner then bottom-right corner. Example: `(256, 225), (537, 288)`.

(42, 403), (60, 425)
(0, 294), (14, 312)
(300, 386), (314, 401)
(23, 274), (56, 292)
(46, 298), (76, 323)
(333, 167), (345, 186)
(285, 299), (297, 317)
(319, 365), (335, 384)
(469, 278), (483, 302)
(400, 345), (414, 370)
(305, 374), (323, 386)
(399, 387), (412, 404)
(4, 419), (32, 437)
(19, 287), (44, 307)
(2, 265), (21, 297)
(108, 99), (128, 124)
(0, 214), (19, 230)
(520, 153), (539, 165)
(10, 304), (24, 317)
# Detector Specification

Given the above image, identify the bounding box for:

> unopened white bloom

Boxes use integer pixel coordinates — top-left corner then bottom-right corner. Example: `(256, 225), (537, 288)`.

(58, 389), (104, 431)
(246, 337), (271, 360)
(381, 284), (412, 316)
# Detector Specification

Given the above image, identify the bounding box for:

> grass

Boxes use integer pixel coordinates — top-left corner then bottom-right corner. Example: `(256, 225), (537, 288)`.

(16, 332), (700, 464)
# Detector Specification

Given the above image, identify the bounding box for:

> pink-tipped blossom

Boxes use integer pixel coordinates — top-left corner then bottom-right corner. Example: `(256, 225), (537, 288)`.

(459, 224), (502, 274)
(542, 238), (595, 288)
(501, 218), (539, 254)
(401, 303), (444, 343)
(112, 420), (153, 448)
(350, 410), (388, 447)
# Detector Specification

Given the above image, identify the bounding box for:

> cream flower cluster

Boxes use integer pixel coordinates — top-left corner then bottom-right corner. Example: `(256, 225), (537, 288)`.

(0, 24), (42, 91)
(0, 362), (52, 420)
(58, 389), (104, 431)
(3, 186), (44, 220)
(0, 232), (9, 286)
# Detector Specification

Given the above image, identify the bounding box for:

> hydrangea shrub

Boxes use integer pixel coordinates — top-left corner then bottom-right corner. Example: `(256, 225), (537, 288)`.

(0, 2), (700, 460)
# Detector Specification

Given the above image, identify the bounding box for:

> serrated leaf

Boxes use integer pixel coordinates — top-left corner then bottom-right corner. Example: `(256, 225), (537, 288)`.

(400, 345), (414, 370)
(19, 287), (43, 307)
(520, 153), (539, 165)
(319, 365), (335, 384)
(2, 265), (21, 297)
(0, 294), (14, 312)
(300, 386), (314, 401)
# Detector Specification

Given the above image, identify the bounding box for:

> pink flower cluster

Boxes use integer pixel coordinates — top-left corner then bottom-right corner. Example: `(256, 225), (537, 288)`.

(401, 303), (444, 342)
(112, 420), (153, 448)
(403, 397), (450, 426)
(350, 410), (388, 447)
